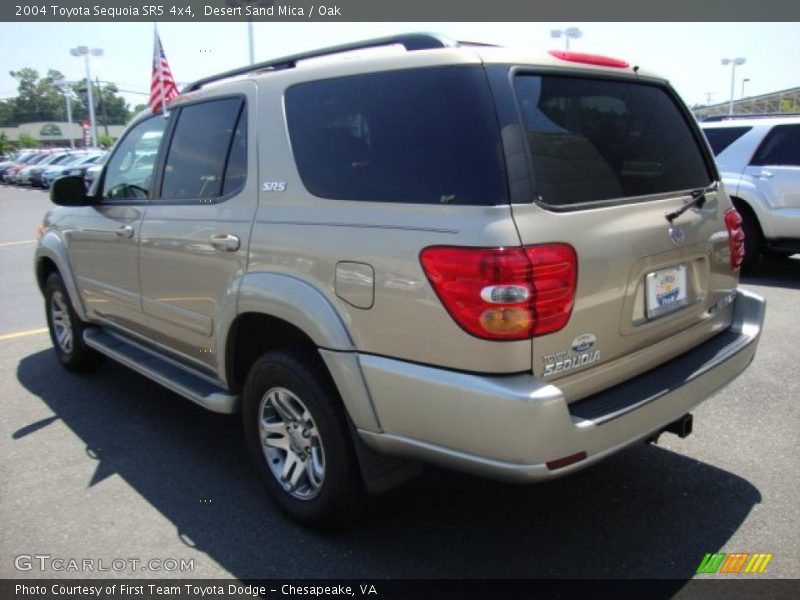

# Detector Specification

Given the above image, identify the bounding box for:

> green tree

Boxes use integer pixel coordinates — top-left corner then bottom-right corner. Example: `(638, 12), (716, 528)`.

(0, 132), (14, 155)
(97, 133), (116, 149)
(8, 68), (67, 123)
(17, 133), (39, 148)
(0, 99), (15, 127)
(72, 81), (131, 127)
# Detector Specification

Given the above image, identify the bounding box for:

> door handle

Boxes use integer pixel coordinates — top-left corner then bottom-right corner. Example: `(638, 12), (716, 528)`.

(115, 225), (134, 238)
(757, 170), (774, 179)
(210, 234), (241, 252)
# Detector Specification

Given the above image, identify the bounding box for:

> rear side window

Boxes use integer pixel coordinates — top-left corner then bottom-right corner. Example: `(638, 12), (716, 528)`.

(513, 75), (712, 207)
(702, 126), (752, 155)
(161, 97), (246, 200)
(285, 66), (506, 206)
(750, 125), (800, 166)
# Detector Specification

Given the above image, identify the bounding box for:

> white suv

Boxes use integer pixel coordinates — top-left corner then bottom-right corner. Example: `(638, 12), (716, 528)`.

(701, 116), (800, 268)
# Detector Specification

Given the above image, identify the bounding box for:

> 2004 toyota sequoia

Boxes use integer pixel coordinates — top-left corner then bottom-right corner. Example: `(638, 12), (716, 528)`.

(36, 34), (766, 527)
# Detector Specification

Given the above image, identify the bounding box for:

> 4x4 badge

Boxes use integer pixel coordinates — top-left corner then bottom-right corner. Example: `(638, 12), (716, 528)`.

(669, 225), (686, 245)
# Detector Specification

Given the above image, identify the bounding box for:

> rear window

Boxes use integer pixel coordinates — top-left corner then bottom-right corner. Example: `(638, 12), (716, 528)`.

(513, 75), (712, 207)
(285, 66), (506, 206)
(702, 126), (752, 155)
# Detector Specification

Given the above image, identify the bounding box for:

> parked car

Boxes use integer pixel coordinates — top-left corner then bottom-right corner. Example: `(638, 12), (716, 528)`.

(38, 34), (765, 528)
(1, 151), (48, 183)
(20, 152), (73, 187)
(42, 153), (105, 189)
(701, 115), (800, 267)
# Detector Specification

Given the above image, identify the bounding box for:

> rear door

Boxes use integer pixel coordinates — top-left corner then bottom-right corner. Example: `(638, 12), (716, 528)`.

(743, 124), (800, 239)
(137, 82), (256, 373)
(505, 72), (739, 399)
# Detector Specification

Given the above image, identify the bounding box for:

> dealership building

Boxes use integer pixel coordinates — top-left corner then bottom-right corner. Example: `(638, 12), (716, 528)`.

(0, 121), (126, 147)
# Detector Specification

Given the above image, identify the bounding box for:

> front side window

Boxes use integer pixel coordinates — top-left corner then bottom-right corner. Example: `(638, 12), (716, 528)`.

(751, 125), (800, 167)
(160, 97), (246, 200)
(101, 116), (168, 200)
(285, 66), (506, 206)
(513, 75), (712, 207)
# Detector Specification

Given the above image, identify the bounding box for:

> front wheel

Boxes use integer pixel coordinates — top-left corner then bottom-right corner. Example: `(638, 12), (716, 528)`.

(242, 350), (366, 528)
(44, 272), (103, 371)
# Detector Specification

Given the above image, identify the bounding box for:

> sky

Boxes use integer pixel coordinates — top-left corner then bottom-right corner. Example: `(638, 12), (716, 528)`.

(0, 22), (798, 112)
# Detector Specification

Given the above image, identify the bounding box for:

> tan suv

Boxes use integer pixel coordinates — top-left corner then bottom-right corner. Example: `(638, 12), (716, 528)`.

(36, 34), (766, 527)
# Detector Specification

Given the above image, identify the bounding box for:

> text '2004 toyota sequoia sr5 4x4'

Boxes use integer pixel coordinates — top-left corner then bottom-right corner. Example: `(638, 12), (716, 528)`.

(36, 34), (766, 527)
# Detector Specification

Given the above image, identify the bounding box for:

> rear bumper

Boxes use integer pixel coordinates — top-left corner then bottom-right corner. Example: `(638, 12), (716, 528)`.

(357, 289), (765, 482)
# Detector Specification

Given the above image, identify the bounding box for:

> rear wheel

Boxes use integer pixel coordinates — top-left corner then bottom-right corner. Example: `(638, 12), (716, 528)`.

(242, 349), (366, 528)
(44, 272), (103, 371)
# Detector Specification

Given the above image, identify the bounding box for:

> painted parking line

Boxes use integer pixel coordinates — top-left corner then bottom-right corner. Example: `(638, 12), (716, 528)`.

(0, 327), (48, 341)
(0, 240), (36, 247)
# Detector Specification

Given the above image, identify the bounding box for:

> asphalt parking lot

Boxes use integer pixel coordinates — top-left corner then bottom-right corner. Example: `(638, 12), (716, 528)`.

(0, 184), (798, 582)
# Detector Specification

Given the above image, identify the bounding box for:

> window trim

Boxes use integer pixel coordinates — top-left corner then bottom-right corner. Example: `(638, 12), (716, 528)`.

(749, 124), (800, 167)
(93, 112), (172, 206)
(506, 66), (719, 212)
(153, 93), (249, 206)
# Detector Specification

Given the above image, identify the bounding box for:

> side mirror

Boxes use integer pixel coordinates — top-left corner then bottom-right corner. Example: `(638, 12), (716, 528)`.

(51, 176), (93, 206)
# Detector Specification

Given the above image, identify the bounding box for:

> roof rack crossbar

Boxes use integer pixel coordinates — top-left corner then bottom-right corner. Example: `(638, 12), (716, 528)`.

(183, 32), (457, 93)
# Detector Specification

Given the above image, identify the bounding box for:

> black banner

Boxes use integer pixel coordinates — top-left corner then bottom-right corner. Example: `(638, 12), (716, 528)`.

(3, 0), (800, 22)
(2, 580), (800, 600)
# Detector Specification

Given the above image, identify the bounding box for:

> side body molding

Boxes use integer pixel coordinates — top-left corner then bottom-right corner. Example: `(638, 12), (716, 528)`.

(216, 272), (381, 431)
(35, 232), (88, 322)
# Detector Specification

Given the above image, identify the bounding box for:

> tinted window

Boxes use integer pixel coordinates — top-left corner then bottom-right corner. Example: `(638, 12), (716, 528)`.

(102, 116), (167, 200)
(702, 126), (752, 155)
(161, 98), (245, 200)
(514, 75), (712, 206)
(751, 125), (800, 166)
(285, 66), (506, 205)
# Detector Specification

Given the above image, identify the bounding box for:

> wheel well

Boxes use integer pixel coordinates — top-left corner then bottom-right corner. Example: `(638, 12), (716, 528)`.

(36, 257), (58, 292)
(226, 313), (320, 392)
(731, 196), (764, 238)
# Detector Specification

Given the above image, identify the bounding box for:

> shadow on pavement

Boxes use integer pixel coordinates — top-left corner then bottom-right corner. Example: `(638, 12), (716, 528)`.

(741, 255), (800, 290)
(17, 348), (760, 584)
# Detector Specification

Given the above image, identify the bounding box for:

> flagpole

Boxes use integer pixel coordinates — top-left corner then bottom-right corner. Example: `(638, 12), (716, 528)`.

(155, 23), (167, 117)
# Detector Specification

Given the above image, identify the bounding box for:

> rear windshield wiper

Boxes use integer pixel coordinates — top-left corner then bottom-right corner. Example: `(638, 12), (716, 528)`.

(665, 182), (719, 223)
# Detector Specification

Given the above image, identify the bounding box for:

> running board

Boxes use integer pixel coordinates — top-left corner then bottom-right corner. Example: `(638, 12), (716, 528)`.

(83, 328), (239, 414)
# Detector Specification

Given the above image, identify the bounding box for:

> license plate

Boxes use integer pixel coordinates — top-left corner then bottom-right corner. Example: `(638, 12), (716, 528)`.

(646, 264), (689, 319)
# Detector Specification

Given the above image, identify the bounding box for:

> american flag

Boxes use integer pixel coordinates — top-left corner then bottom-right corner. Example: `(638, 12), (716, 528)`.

(150, 31), (179, 114)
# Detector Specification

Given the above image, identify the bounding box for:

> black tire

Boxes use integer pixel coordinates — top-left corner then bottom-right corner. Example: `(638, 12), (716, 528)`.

(242, 349), (366, 528)
(44, 272), (103, 371)
(738, 210), (763, 272)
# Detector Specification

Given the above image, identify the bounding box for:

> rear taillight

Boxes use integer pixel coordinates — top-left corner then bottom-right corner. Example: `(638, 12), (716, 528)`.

(724, 208), (745, 270)
(419, 244), (577, 341)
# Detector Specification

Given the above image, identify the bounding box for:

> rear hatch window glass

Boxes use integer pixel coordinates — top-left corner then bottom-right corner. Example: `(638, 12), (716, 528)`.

(513, 75), (712, 207)
(702, 126), (752, 155)
(285, 66), (507, 206)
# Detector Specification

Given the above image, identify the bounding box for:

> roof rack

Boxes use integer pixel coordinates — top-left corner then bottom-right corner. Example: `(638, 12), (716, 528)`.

(183, 33), (459, 93)
(701, 112), (800, 122)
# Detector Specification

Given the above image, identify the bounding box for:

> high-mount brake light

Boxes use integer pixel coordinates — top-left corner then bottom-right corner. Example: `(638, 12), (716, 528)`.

(724, 208), (746, 270)
(419, 244), (577, 341)
(548, 50), (630, 69)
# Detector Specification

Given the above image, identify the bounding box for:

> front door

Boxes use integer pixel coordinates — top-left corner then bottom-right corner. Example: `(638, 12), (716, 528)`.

(66, 115), (169, 334)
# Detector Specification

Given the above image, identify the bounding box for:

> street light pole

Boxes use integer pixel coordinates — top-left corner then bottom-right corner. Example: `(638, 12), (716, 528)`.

(741, 77), (750, 99)
(721, 57), (746, 116)
(57, 82), (74, 149)
(70, 46), (103, 148)
(550, 27), (582, 51)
